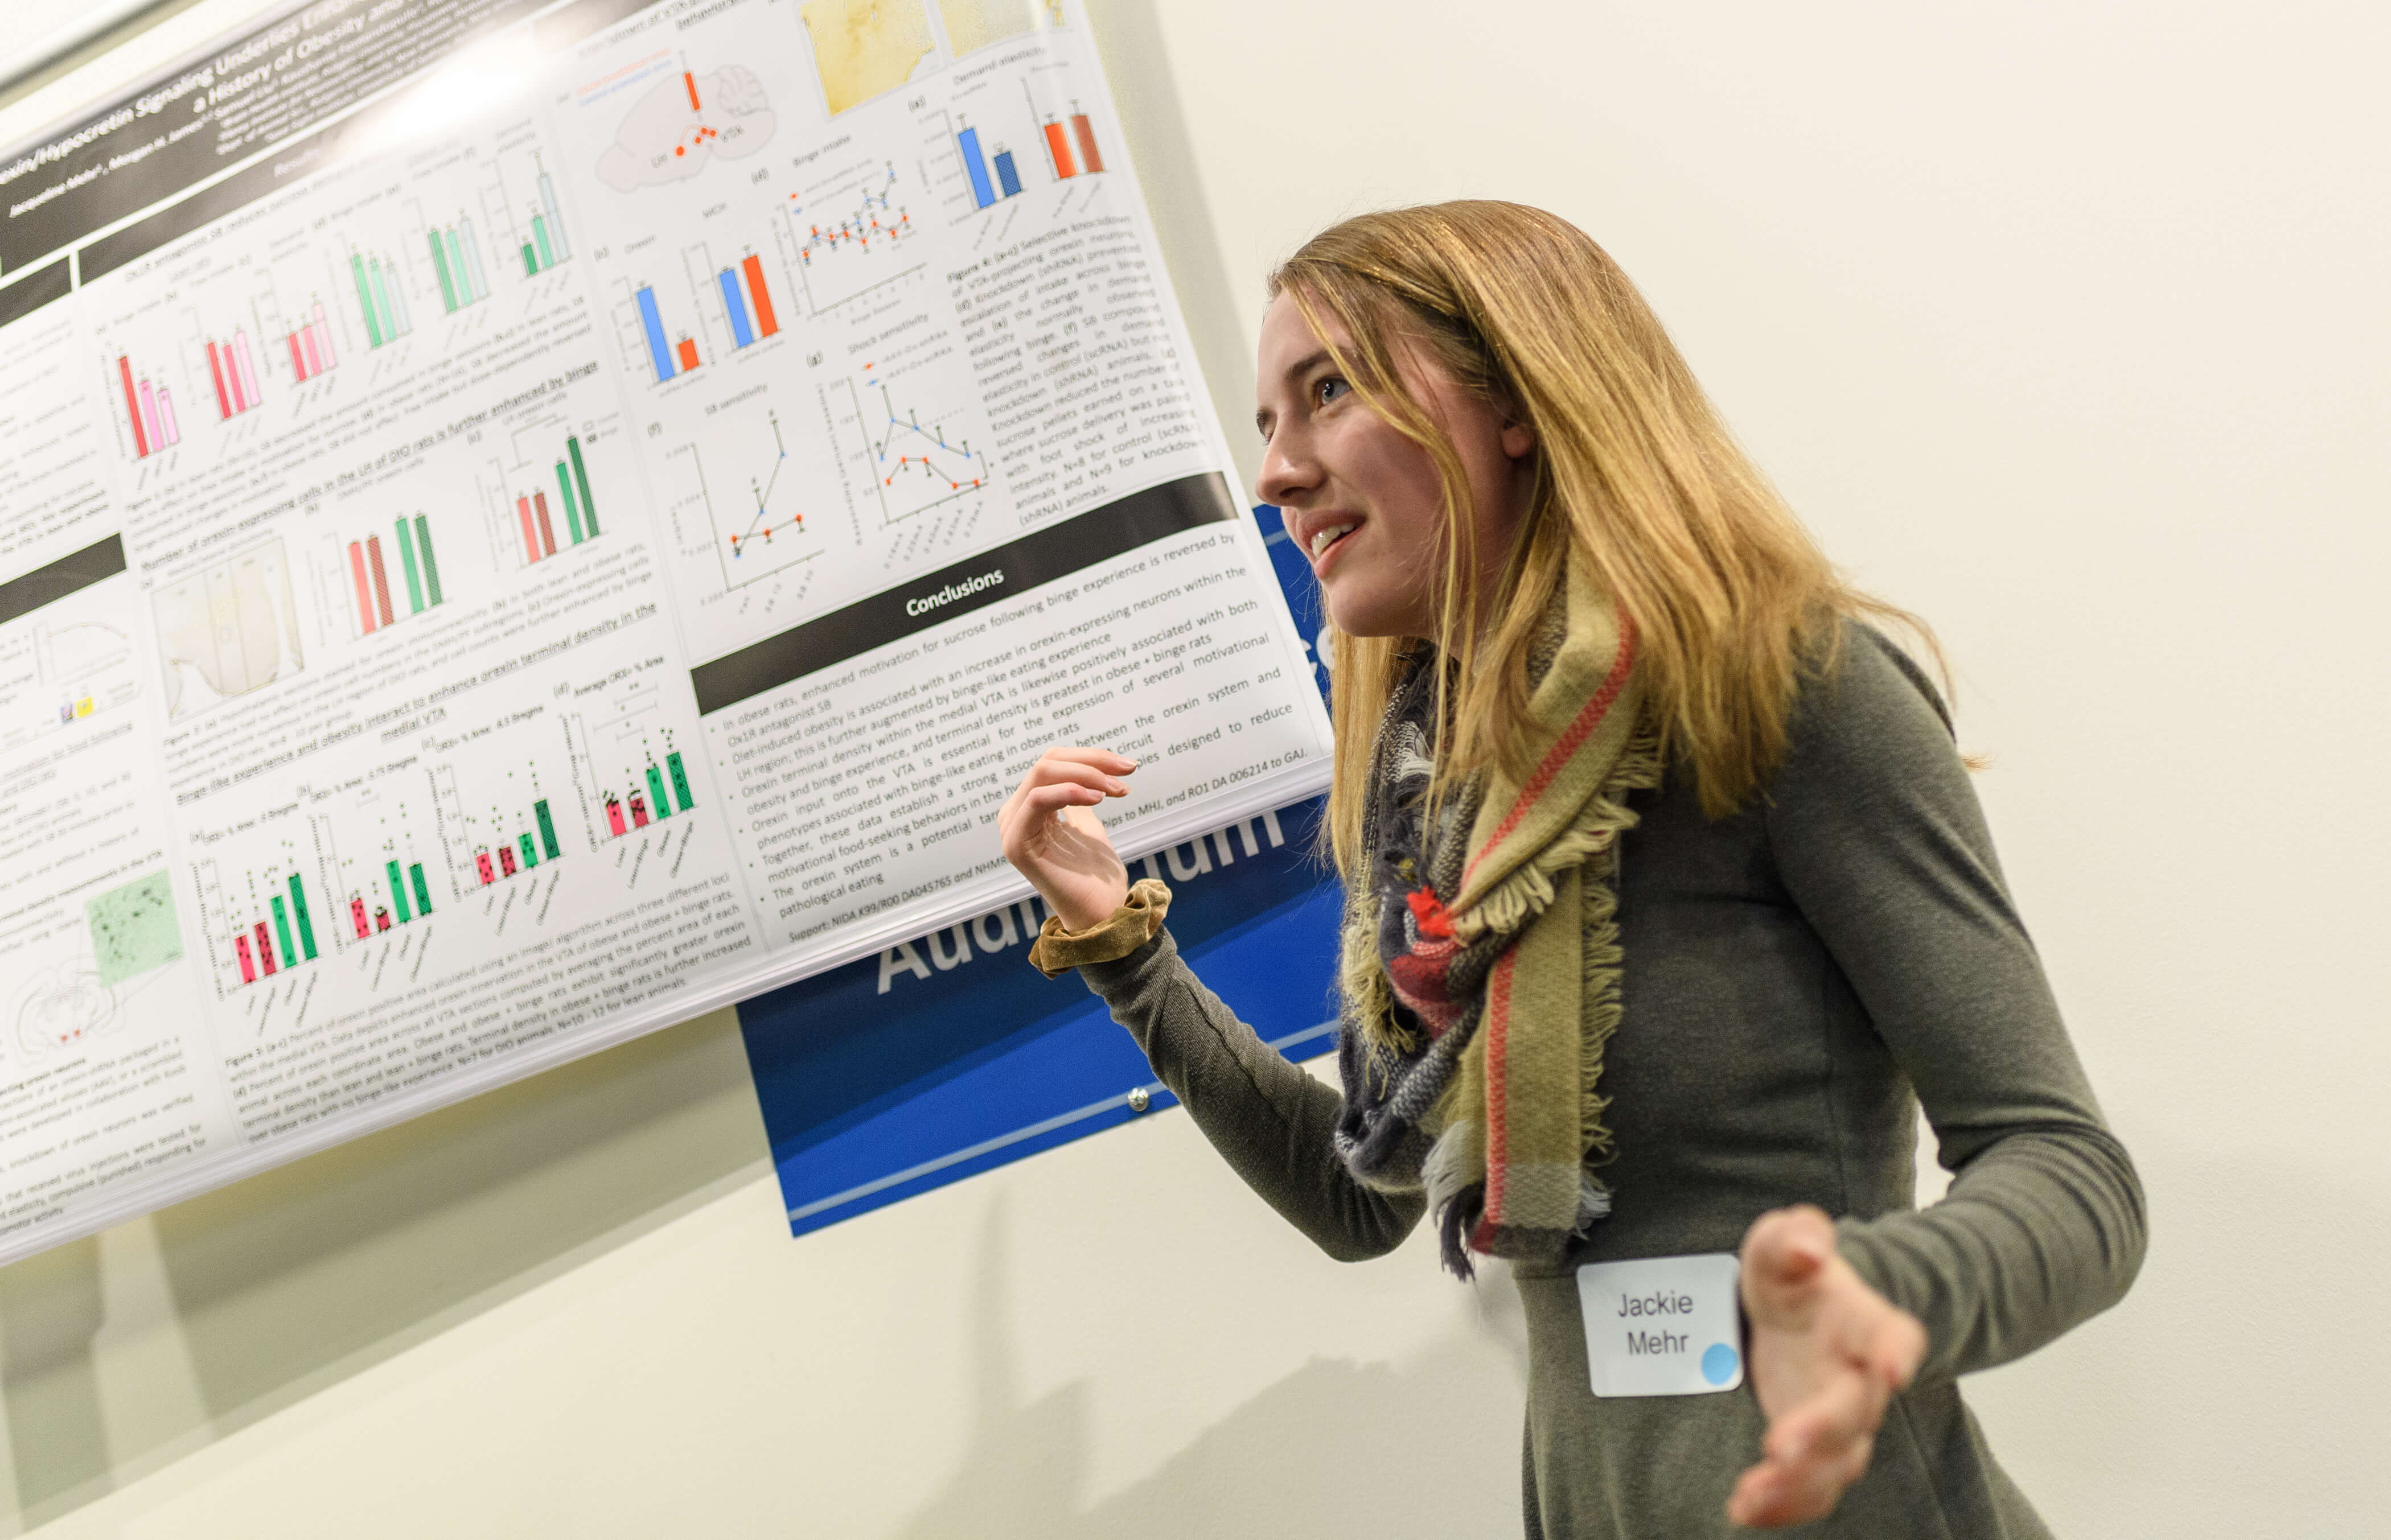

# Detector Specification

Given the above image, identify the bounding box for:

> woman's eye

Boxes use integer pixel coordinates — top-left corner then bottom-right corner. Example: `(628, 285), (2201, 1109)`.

(1315, 376), (1349, 407)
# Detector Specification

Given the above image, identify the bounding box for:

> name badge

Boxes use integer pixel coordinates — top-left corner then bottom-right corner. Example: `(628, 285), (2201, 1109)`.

(1576, 1253), (1744, 1397)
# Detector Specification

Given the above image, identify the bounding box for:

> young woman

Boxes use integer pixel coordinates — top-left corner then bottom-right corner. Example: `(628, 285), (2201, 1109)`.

(997, 202), (2144, 1537)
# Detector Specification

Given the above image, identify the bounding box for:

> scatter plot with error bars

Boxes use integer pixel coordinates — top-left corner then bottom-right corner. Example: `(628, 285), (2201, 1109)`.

(785, 162), (920, 314)
(852, 380), (991, 522)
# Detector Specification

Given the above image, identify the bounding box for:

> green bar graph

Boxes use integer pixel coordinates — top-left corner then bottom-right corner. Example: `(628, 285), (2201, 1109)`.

(443, 228), (470, 303)
(666, 751), (695, 813)
(288, 873), (318, 960)
(518, 832), (538, 870)
(386, 859), (412, 923)
(271, 896), (297, 969)
(646, 764), (671, 821)
(350, 255), (384, 349)
(409, 862), (432, 916)
(414, 515), (442, 606)
(396, 517), (425, 613)
(567, 436), (597, 535)
(556, 462), (583, 544)
(368, 258), (400, 340)
(533, 215), (556, 270)
(428, 231), (458, 313)
(534, 799), (560, 860)
(521, 243), (539, 278)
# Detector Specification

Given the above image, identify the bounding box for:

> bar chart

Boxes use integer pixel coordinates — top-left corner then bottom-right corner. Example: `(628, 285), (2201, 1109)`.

(954, 93), (1106, 212)
(484, 433), (601, 569)
(954, 118), (1021, 212)
(562, 710), (698, 852)
(430, 754), (569, 899)
(113, 352), (183, 459)
(336, 514), (446, 639)
(626, 279), (704, 385)
(195, 851), (327, 995)
(312, 805), (437, 948)
(347, 246), (417, 350)
(284, 300), (340, 384)
(513, 155), (574, 277)
(685, 240), (782, 352)
(1041, 98), (1106, 180)
(199, 326), (265, 421)
(426, 211), (494, 315)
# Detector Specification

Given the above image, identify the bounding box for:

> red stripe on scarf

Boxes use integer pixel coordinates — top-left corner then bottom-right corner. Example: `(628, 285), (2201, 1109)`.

(1481, 947), (1518, 1229)
(1461, 613), (1638, 893)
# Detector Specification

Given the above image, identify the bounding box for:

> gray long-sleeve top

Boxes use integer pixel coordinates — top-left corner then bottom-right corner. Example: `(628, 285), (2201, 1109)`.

(1073, 627), (2146, 1537)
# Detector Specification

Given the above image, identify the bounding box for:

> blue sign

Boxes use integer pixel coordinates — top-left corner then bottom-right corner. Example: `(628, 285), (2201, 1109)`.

(738, 507), (1342, 1237)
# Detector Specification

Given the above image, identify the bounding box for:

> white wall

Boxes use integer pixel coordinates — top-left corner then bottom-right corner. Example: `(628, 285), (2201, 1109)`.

(0, 1), (2382, 1534)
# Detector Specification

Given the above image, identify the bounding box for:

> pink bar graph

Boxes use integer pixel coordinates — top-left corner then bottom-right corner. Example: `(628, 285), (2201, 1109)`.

(157, 389), (179, 446)
(374, 907), (392, 933)
(351, 897), (371, 939)
(235, 331), (260, 410)
(606, 797), (626, 837)
(516, 496), (541, 565)
(254, 921), (277, 976)
(138, 381), (162, 451)
(476, 852), (495, 884)
(301, 327), (323, 377)
(348, 542), (377, 634)
(498, 846), (517, 878)
(235, 933), (257, 984)
(313, 302), (336, 367)
(288, 332), (309, 381)
(630, 793), (650, 829)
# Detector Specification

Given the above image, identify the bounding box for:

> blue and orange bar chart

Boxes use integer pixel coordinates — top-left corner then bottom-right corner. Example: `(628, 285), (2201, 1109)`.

(714, 254), (780, 350)
(636, 285), (704, 382)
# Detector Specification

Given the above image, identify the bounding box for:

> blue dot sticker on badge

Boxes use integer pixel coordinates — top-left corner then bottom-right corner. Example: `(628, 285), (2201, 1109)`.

(1702, 1342), (1740, 1386)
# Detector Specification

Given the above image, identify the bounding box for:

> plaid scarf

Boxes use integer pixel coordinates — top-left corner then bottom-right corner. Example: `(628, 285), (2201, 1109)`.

(1332, 562), (1658, 1276)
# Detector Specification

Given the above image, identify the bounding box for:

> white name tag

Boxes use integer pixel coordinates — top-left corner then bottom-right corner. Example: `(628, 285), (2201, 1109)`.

(1576, 1252), (1744, 1397)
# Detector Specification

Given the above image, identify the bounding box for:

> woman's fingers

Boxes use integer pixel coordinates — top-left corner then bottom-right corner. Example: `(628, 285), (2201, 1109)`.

(1762, 1357), (1888, 1467)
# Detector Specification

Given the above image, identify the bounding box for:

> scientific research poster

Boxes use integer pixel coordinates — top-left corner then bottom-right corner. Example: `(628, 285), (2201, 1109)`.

(0, 0), (1330, 1263)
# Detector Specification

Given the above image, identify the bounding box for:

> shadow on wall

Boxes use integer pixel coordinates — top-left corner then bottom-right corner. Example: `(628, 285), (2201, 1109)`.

(0, 1008), (766, 1530)
(893, 1193), (1529, 1540)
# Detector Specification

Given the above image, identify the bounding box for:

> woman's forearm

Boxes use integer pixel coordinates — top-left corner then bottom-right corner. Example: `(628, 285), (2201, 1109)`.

(1079, 929), (1424, 1261)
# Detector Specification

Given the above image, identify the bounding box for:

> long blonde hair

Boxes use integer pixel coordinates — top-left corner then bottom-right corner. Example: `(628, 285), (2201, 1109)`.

(1270, 203), (1939, 876)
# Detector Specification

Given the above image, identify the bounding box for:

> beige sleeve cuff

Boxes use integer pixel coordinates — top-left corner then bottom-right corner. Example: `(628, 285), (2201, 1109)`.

(1025, 878), (1173, 978)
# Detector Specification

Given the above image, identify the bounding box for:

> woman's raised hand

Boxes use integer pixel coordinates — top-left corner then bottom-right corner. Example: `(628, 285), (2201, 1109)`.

(998, 746), (1137, 932)
(1728, 1205), (1928, 1528)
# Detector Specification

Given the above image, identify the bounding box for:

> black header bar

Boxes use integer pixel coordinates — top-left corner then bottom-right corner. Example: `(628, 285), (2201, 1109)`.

(0, 258), (71, 330)
(0, 534), (128, 628)
(690, 473), (1238, 716)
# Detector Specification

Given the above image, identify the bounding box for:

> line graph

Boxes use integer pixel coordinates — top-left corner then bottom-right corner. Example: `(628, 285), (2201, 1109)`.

(865, 384), (990, 522)
(686, 407), (817, 592)
(726, 411), (806, 563)
(786, 163), (921, 314)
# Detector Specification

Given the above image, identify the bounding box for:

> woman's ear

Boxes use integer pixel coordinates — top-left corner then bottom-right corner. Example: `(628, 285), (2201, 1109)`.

(1501, 419), (1536, 460)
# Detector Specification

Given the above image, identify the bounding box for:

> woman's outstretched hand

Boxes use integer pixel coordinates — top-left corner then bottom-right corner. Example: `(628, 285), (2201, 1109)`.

(1728, 1205), (1928, 1529)
(998, 746), (1137, 932)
